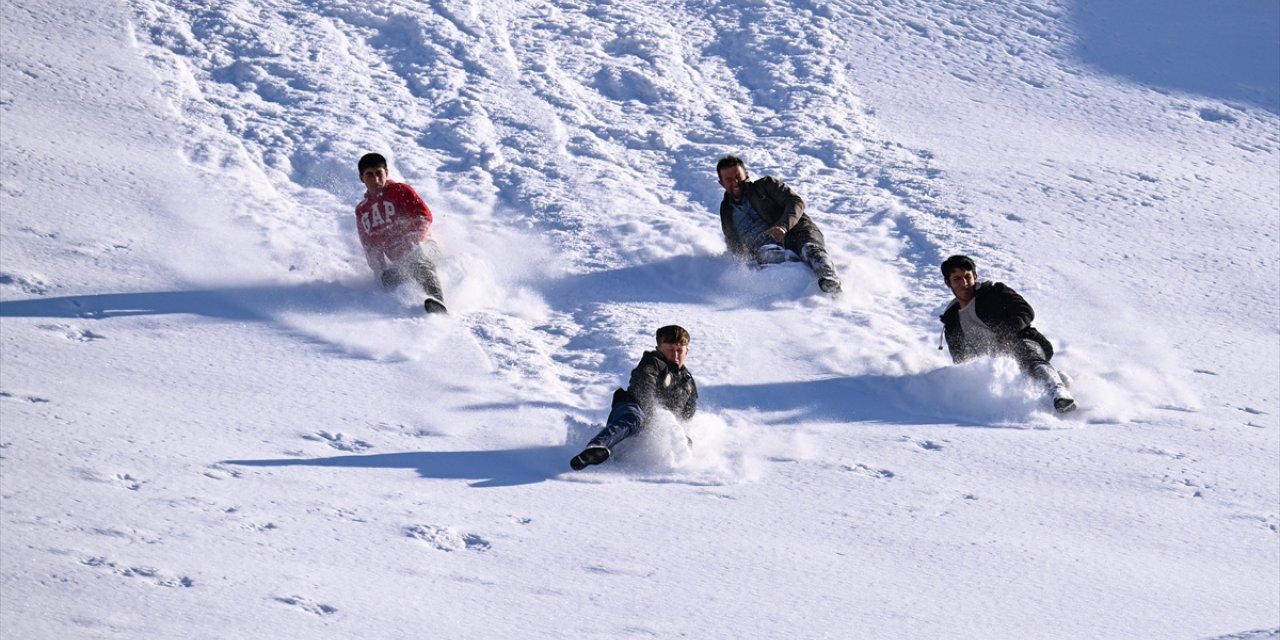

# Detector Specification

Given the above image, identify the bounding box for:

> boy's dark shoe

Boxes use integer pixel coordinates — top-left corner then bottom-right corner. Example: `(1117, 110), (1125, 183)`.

(1050, 378), (1076, 413)
(569, 445), (610, 471)
(424, 298), (449, 314)
(818, 277), (842, 294)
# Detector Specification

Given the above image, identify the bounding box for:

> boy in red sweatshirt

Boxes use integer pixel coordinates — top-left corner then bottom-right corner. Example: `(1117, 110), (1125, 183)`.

(354, 153), (447, 314)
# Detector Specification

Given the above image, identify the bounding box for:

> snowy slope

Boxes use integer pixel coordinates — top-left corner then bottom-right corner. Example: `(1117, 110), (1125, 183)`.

(1, 0), (1277, 638)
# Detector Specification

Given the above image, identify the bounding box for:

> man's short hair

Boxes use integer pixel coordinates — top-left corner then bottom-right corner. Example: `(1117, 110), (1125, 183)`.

(715, 155), (746, 173)
(940, 254), (977, 279)
(358, 153), (387, 173)
(655, 325), (691, 346)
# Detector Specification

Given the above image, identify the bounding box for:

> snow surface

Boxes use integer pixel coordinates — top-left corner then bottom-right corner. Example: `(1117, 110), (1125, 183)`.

(1, 0), (1277, 638)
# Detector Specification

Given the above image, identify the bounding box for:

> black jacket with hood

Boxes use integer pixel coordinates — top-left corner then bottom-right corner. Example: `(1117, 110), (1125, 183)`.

(939, 281), (1053, 364)
(613, 350), (698, 421)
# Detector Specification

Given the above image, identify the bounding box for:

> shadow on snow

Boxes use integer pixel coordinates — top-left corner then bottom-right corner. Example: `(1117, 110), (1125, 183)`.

(225, 444), (569, 488)
(0, 281), (372, 321)
(543, 253), (814, 309)
(1073, 0), (1279, 114)
(705, 365), (1046, 427)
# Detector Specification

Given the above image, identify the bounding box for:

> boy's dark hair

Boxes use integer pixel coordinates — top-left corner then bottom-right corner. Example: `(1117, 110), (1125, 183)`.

(358, 153), (387, 173)
(715, 155), (746, 173)
(655, 325), (691, 346)
(940, 254), (977, 279)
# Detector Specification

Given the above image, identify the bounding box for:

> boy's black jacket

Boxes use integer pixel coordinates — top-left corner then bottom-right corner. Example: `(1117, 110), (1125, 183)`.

(940, 281), (1054, 363)
(612, 350), (698, 421)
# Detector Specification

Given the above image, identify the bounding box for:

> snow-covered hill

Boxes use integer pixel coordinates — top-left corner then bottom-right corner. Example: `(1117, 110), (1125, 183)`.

(2, 0), (1277, 638)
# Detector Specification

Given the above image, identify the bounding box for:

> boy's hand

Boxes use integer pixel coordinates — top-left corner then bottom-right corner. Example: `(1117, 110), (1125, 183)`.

(365, 249), (386, 272)
(767, 226), (786, 242)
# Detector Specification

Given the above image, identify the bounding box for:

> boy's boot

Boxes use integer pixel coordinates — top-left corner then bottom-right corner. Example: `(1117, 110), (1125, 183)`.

(1032, 363), (1076, 413)
(569, 445), (611, 471)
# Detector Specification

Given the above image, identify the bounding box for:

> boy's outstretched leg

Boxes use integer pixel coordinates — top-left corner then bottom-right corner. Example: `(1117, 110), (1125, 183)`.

(569, 400), (646, 470)
(1030, 363), (1076, 412)
(1015, 339), (1076, 412)
(412, 261), (447, 313)
(403, 243), (447, 314)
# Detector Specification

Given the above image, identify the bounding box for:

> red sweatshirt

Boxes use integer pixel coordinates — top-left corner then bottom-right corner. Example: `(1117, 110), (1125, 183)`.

(354, 180), (433, 269)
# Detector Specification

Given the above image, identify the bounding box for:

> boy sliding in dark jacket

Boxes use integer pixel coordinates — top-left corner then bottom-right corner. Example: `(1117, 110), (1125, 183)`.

(570, 325), (699, 470)
(939, 254), (1076, 412)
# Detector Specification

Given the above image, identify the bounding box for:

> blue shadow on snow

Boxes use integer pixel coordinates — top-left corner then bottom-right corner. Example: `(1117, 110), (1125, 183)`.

(225, 445), (568, 488)
(0, 281), (372, 321)
(543, 253), (733, 307)
(543, 253), (814, 311)
(1073, 0), (1279, 113)
(704, 367), (1025, 427)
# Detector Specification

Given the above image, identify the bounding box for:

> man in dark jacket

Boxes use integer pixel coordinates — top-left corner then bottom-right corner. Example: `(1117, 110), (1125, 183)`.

(939, 255), (1076, 412)
(570, 325), (699, 470)
(716, 155), (842, 293)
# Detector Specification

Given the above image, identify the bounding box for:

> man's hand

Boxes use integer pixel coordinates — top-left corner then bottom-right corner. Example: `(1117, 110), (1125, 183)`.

(767, 226), (786, 242)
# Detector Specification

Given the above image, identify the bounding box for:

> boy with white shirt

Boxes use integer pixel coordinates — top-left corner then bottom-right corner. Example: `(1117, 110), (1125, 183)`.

(938, 255), (1076, 412)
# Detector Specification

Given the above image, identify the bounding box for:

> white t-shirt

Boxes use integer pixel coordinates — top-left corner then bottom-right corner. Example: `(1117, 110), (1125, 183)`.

(958, 301), (998, 353)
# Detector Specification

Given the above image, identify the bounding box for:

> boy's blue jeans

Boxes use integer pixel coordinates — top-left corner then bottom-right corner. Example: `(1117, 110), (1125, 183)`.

(587, 401), (647, 450)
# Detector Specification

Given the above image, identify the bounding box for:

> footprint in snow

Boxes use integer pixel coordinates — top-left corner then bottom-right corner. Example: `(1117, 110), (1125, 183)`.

(584, 563), (657, 578)
(202, 463), (242, 480)
(405, 524), (491, 552)
(303, 430), (372, 452)
(1228, 513), (1279, 534)
(841, 463), (896, 479)
(1200, 628), (1280, 640)
(77, 469), (144, 490)
(1137, 446), (1187, 460)
(39, 323), (106, 342)
(0, 272), (50, 295)
(81, 556), (193, 588)
(275, 595), (337, 616)
(0, 390), (51, 403)
(900, 436), (945, 451)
